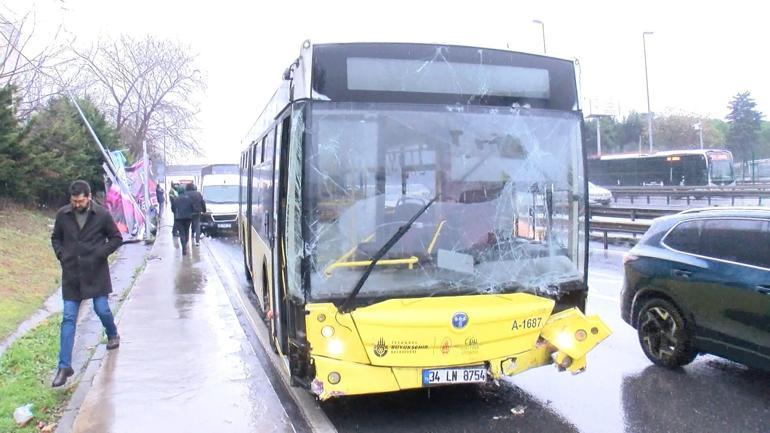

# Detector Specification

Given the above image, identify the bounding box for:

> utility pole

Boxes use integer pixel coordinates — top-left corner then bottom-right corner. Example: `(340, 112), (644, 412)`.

(694, 122), (704, 149)
(142, 140), (152, 242)
(643, 32), (654, 153)
(533, 20), (547, 54)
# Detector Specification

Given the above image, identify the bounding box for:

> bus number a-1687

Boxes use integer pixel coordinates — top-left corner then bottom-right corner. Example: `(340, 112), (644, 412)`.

(511, 317), (542, 331)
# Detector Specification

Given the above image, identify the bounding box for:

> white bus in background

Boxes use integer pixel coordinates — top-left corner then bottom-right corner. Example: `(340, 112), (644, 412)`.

(200, 164), (240, 235)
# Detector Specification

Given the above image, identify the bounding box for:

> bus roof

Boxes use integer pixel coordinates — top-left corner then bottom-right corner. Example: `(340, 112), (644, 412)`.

(243, 40), (580, 149)
(201, 174), (240, 186)
(593, 149), (732, 161)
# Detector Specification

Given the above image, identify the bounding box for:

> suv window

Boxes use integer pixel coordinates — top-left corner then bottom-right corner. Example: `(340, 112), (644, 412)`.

(699, 218), (770, 269)
(666, 218), (770, 269)
(663, 219), (703, 254)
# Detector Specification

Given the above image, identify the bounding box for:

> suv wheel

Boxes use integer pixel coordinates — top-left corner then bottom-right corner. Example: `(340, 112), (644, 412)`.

(637, 298), (697, 368)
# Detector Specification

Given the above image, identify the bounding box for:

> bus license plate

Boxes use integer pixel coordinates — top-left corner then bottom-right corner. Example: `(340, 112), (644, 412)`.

(217, 223), (231, 228)
(422, 366), (486, 386)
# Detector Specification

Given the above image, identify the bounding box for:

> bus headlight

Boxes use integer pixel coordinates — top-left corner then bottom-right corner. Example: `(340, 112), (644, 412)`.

(321, 326), (335, 338)
(328, 372), (341, 384)
(555, 331), (575, 350)
(327, 339), (344, 356)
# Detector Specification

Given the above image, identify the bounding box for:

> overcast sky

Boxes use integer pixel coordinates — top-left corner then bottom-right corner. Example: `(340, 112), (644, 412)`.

(6, 0), (770, 164)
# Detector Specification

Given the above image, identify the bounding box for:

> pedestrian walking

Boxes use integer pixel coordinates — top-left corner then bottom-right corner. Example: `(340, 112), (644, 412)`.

(50, 180), (123, 387)
(172, 187), (194, 255)
(169, 182), (179, 237)
(185, 183), (206, 246)
(155, 183), (165, 217)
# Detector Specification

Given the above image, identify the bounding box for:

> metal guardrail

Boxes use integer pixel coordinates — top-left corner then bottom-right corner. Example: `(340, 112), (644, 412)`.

(589, 206), (678, 221)
(589, 217), (652, 250)
(607, 185), (770, 206)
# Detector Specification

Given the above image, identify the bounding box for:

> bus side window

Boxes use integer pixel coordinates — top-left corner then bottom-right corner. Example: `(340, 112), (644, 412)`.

(261, 129), (276, 239)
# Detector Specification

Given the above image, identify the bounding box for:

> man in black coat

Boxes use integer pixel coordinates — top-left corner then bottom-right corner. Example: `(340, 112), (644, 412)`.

(50, 180), (123, 387)
(172, 187), (194, 255)
(185, 183), (206, 246)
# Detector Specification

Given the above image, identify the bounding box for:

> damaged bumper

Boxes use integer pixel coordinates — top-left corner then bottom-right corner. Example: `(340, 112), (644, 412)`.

(308, 301), (610, 400)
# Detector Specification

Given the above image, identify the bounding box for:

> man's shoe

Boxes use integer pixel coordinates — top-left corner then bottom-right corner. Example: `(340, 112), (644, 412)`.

(106, 335), (120, 350)
(195, 241), (200, 246)
(52, 367), (74, 387)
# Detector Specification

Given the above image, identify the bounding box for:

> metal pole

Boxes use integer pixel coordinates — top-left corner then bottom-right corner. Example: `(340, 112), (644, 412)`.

(643, 32), (654, 153)
(142, 140), (151, 241)
(699, 127), (704, 149)
(533, 20), (546, 54)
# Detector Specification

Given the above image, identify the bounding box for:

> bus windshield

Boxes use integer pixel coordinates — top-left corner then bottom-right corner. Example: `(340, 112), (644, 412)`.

(202, 185), (239, 204)
(301, 102), (585, 302)
(709, 156), (734, 182)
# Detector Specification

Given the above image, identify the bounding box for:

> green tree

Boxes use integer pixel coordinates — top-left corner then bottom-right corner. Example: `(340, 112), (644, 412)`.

(20, 96), (119, 206)
(653, 114), (725, 151)
(758, 120), (770, 159)
(583, 116), (620, 156)
(726, 91), (763, 163)
(0, 85), (28, 201)
(617, 111), (646, 153)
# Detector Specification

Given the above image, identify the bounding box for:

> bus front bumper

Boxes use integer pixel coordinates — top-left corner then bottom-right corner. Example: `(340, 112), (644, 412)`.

(309, 308), (610, 400)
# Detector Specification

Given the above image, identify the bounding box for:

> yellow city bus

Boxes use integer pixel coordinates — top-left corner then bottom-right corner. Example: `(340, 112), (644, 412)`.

(239, 41), (610, 400)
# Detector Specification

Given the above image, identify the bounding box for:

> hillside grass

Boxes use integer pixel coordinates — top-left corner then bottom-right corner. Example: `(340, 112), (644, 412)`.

(0, 205), (60, 341)
(0, 314), (69, 432)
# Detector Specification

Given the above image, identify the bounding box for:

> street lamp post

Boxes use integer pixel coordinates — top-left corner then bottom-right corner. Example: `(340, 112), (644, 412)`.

(533, 20), (547, 54)
(693, 122), (704, 149)
(642, 31), (654, 153)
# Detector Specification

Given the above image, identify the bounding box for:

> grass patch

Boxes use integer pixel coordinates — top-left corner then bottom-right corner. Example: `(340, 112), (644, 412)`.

(0, 314), (69, 432)
(0, 205), (60, 341)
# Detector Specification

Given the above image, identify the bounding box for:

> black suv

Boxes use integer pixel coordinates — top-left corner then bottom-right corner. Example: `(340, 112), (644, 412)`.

(621, 207), (770, 371)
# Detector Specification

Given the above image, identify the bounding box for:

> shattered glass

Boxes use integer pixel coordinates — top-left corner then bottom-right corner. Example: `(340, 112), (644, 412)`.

(286, 102), (585, 302)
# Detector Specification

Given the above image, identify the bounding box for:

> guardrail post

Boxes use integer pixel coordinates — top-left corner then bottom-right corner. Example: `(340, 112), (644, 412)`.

(646, 195), (650, 204)
(732, 196), (735, 206)
(760, 195), (764, 206)
(686, 195), (690, 205)
(708, 195), (712, 205)
(603, 231), (608, 250)
(631, 209), (636, 221)
(666, 195), (670, 205)
(630, 195), (634, 204)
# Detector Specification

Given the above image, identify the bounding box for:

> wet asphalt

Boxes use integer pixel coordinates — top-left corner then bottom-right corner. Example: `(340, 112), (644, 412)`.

(69, 226), (300, 433)
(207, 237), (770, 433)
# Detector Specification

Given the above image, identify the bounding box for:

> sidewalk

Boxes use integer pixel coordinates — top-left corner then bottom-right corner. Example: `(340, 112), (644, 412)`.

(63, 222), (295, 433)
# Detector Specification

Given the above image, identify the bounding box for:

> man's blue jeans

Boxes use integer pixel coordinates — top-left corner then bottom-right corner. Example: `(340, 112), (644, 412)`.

(58, 296), (118, 369)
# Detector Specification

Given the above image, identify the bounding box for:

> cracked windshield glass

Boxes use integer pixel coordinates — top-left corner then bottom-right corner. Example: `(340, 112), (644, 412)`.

(302, 103), (585, 301)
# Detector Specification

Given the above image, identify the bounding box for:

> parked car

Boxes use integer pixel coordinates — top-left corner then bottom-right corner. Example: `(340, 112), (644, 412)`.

(588, 181), (613, 206)
(621, 207), (770, 371)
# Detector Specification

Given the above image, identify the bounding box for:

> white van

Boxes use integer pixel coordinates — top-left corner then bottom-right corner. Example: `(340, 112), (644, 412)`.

(200, 174), (240, 235)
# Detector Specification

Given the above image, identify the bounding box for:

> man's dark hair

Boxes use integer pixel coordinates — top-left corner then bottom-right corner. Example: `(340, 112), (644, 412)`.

(185, 183), (196, 191)
(69, 180), (91, 197)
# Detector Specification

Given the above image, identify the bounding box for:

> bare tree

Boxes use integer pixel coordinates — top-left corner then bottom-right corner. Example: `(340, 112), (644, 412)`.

(0, 10), (75, 118)
(74, 35), (205, 160)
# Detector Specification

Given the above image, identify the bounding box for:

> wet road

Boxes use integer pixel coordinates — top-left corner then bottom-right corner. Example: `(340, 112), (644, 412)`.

(207, 237), (770, 433)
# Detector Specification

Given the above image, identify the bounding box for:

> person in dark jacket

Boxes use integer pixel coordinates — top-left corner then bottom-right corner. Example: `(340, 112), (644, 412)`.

(50, 180), (123, 387)
(155, 183), (165, 216)
(169, 182), (179, 237)
(172, 188), (194, 254)
(185, 183), (206, 246)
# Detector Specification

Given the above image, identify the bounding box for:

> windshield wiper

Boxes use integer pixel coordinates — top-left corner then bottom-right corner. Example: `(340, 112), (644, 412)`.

(338, 154), (491, 313)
